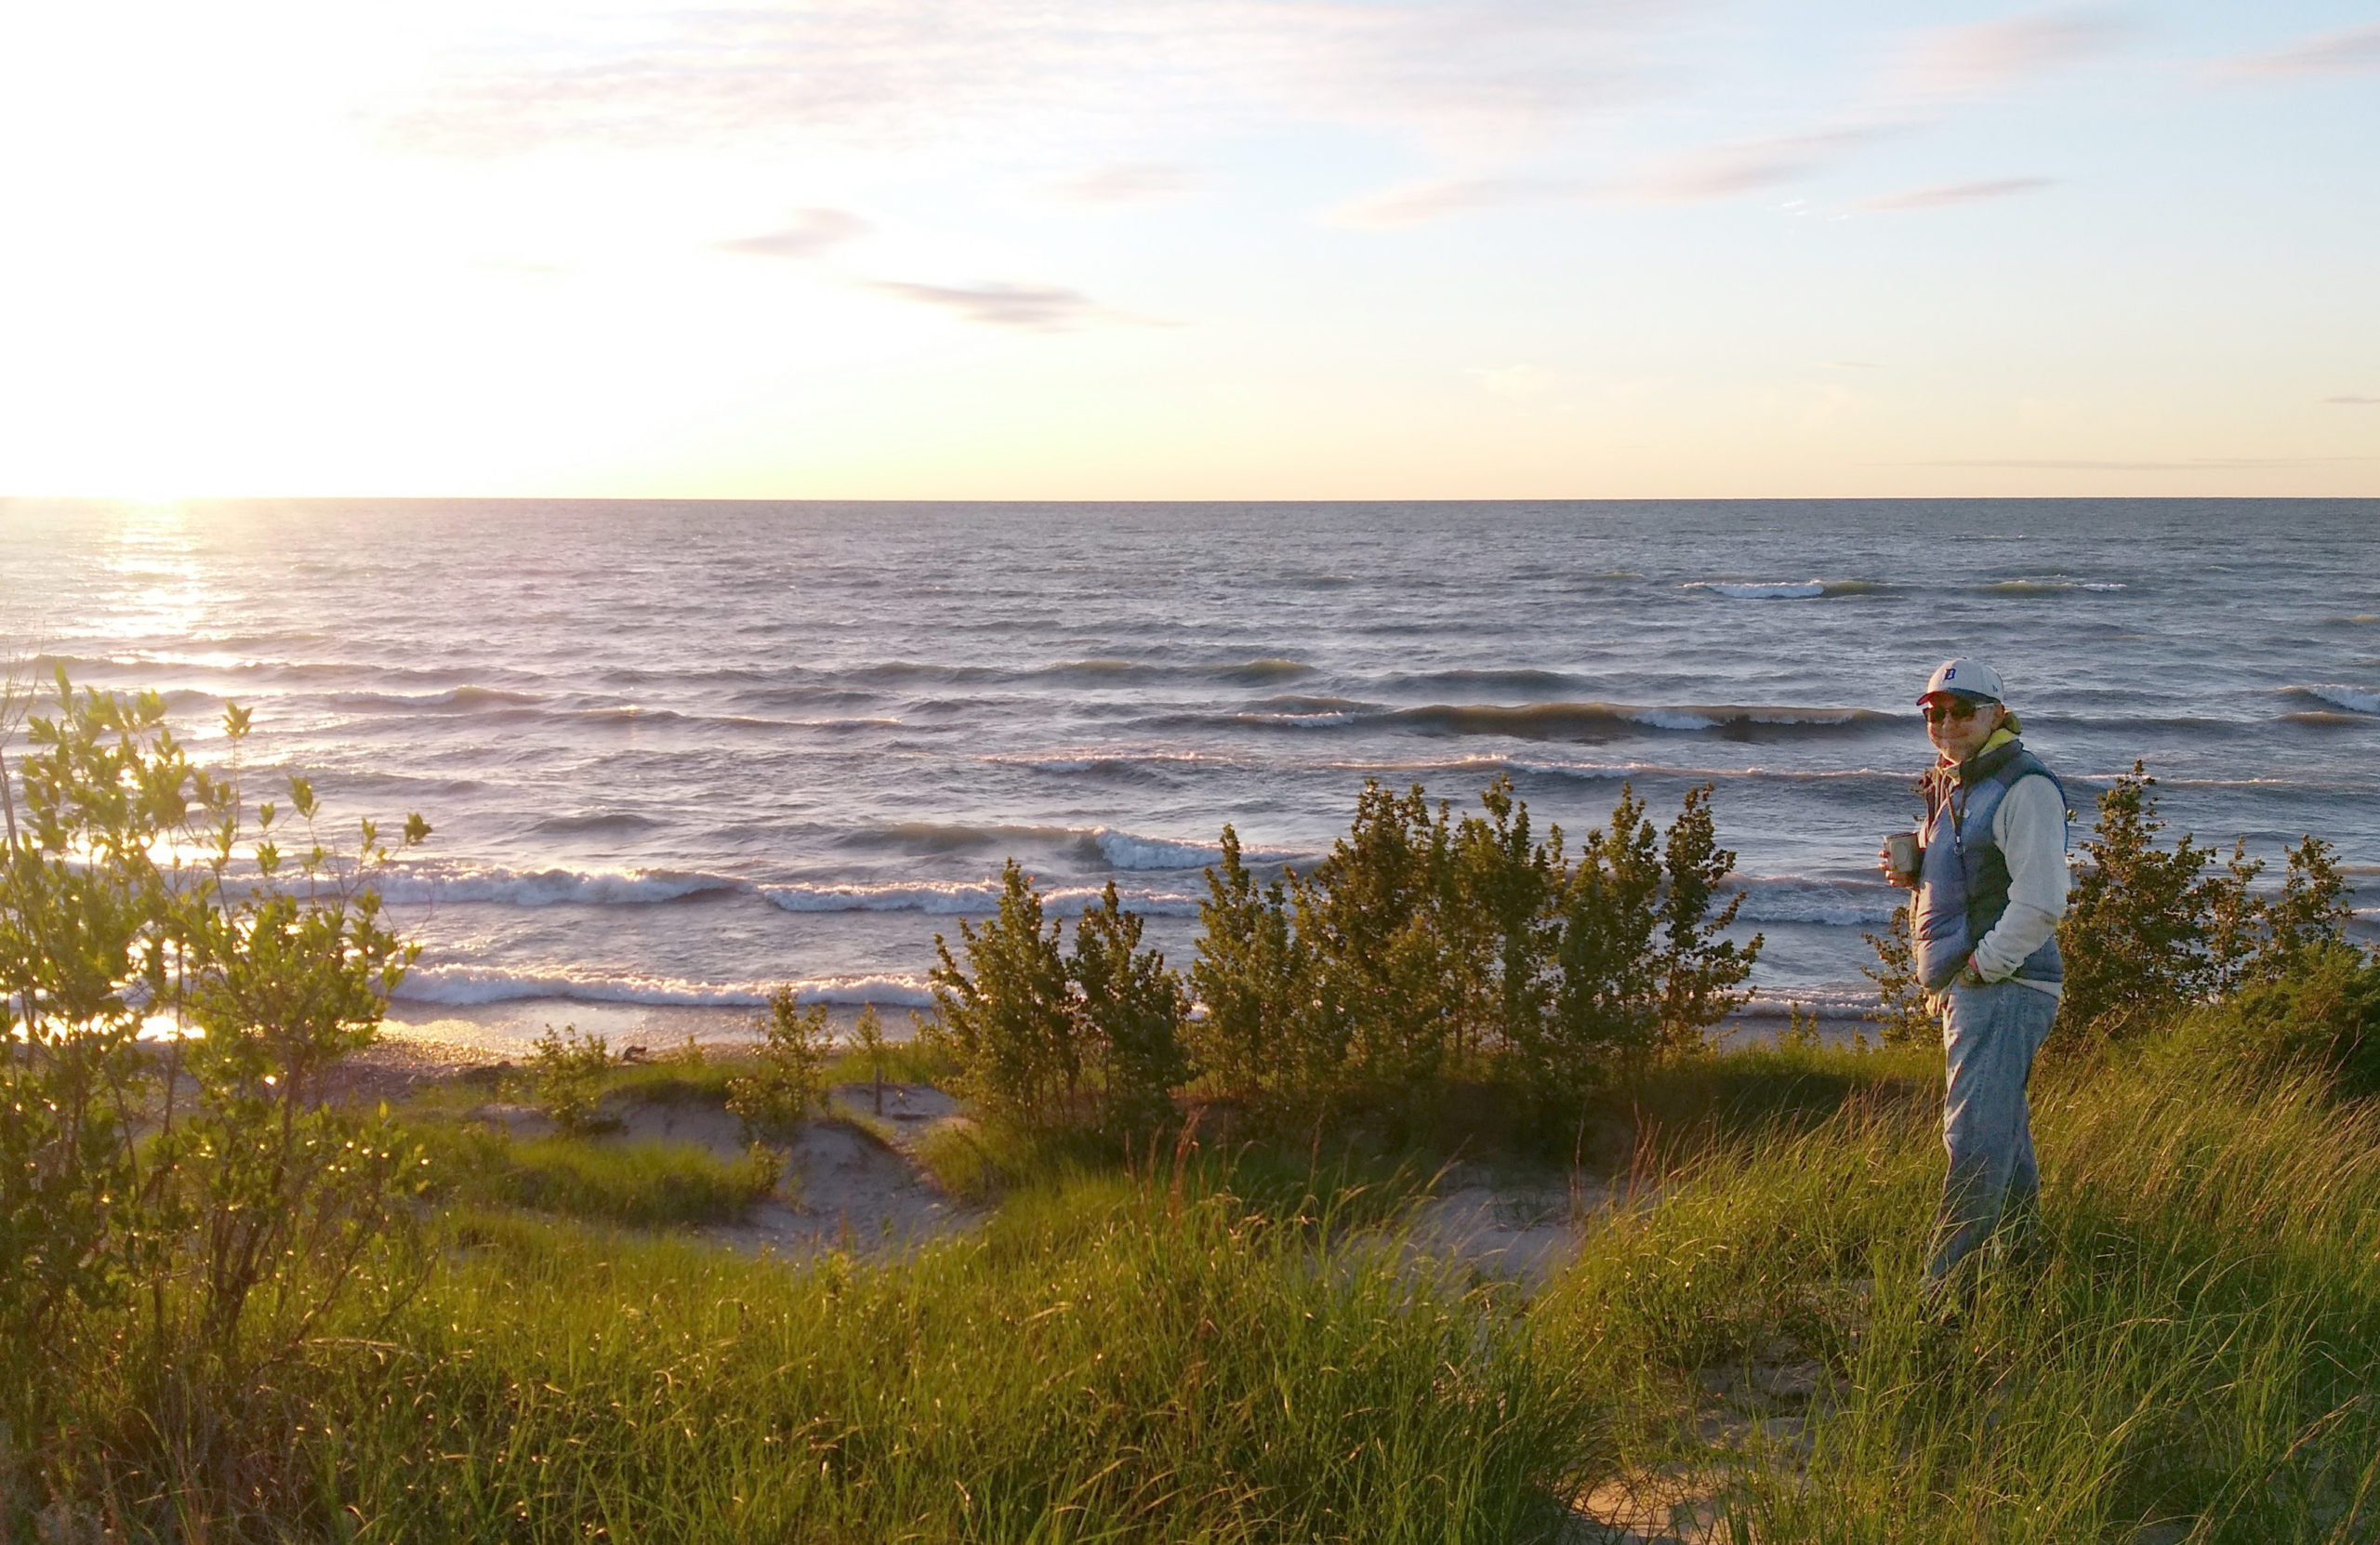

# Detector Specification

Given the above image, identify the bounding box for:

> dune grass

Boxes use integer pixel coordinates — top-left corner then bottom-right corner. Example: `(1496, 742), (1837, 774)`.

(409, 1120), (783, 1228)
(1535, 1051), (2380, 1542)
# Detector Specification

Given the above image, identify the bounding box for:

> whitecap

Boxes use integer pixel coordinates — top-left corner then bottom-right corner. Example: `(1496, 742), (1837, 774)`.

(1686, 580), (1825, 601)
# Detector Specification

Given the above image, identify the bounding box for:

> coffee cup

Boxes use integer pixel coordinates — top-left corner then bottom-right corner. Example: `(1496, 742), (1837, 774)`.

(1885, 832), (1919, 886)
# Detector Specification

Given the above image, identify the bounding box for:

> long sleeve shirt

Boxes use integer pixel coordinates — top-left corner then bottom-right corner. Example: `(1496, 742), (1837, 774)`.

(1966, 771), (2069, 997)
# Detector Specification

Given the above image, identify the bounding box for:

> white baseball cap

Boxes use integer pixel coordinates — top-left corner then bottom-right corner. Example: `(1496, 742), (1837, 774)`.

(1919, 657), (2005, 704)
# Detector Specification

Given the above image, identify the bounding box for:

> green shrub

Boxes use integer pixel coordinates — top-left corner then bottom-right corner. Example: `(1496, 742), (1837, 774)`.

(2056, 763), (2358, 1046)
(2164, 942), (2380, 1098)
(726, 987), (831, 1140)
(528, 1023), (615, 1135)
(930, 863), (1191, 1140)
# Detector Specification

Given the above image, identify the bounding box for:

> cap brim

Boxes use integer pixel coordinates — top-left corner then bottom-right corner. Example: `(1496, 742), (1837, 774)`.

(1917, 688), (2000, 706)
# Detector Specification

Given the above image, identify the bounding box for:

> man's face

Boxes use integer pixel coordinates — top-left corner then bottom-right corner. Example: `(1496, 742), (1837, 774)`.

(1924, 693), (2004, 762)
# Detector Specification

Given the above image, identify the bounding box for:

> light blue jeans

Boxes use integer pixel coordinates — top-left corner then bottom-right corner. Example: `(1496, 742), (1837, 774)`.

(1924, 978), (2058, 1293)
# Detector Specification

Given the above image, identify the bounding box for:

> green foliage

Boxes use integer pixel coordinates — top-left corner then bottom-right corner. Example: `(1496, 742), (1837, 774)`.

(2163, 941), (2380, 1099)
(2057, 762), (2360, 1045)
(725, 987), (831, 1140)
(852, 1002), (889, 1115)
(1860, 900), (1937, 1047)
(0, 667), (430, 1499)
(527, 1023), (615, 1135)
(930, 862), (1190, 1139)
(1189, 776), (1759, 1136)
(1067, 881), (1188, 1139)
(413, 1122), (780, 1228)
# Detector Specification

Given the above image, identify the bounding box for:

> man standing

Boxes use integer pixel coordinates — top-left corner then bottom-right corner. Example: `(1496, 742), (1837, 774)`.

(1885, 658), (2069, 1312)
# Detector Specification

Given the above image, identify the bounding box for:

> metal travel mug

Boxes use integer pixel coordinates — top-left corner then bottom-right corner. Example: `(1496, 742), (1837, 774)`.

(1885, 831), (1919, 887)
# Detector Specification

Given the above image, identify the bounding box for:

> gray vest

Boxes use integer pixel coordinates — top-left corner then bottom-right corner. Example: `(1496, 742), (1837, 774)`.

(1912, 738), (2068, 992)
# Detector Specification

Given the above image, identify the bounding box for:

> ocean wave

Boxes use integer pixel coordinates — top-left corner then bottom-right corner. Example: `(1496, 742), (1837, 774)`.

(1978, 578), (2126, 596)
(1381, 667), (1593, 694)
(1686, 579), (1824, 600)
(377, 863), (747, 907)
(1218, 657), (1315, 683)
(760, 879), (1207, 918)
(331, 686), (545, 712)
(529, 812), (666, 835)
(1382, 701), (1898, 742)
(2293, 684), (2379, 716)
(393, 966), (934, 1010)
(1724, 876), (1899, 927)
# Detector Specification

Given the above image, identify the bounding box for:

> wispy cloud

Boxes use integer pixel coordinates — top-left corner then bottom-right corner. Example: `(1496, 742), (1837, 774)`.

(1329, 175), (1588, 227)
(1858, 177), (2053, 212)
(1047, 163), (1203, 206)
(1905, 456), (2373, 471)
(1627, 127), (1896, 203)
(2326, 394), (2380, 405)
(1885, 8), (2126, 104)
(2220, 22), (2380, 79)
(865, 280), (1104, 331)
(718, 207), (869, 259)
(384, 1), (1667, 160)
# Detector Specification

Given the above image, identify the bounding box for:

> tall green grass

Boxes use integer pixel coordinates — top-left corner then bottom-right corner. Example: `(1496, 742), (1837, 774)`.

(410, 1121), (782, 1228)
(308, 1171), (1601, 1543)
(1536, 1053), (2380, 1542)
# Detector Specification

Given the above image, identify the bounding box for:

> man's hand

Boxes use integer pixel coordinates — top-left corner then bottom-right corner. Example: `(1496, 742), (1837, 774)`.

(1956, 960), (1989, 987)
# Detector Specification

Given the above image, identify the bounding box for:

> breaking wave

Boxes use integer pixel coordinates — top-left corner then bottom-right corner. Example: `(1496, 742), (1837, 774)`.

(2293, 684), (2379, 716)
(377, 864), (747, 907)
(394, 966), (933, 1010)
(760, 880), (1206, 918)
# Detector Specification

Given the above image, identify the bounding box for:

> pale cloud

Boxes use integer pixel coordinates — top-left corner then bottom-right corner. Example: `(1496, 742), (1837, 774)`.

(382, 0), (1667, 161)
(2220, 22), (2380, 78)
(1884, 8), (2127, 103)
(1047, 163), (1203, 206)
(1328, 175), (1589, 226)
(864, 280), (1104, 331)
(1627, 127), (1896, 203)
(2327, 395), (2380, 405)
(1907, 456), (2373, 471)
(1858, 177), (2053, 212)
(718, 207), (868, 258)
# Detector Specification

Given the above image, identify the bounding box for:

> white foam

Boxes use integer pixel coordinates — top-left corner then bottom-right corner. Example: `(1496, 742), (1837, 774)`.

(1093, 828), (1217, 869)
(2303, 684), (2379, 715)
(760, 880), (1206, 918)
(377, 864), (747, 907)
(391, 965), (936, 1010)
(1686, 580), (1825, 601)
(1626, 708), (1721, 731)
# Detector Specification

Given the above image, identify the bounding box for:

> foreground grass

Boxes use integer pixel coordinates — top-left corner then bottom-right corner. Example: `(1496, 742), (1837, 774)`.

(1537, 1051), (2380, 1542)
(17, 1025), (2380, 1542)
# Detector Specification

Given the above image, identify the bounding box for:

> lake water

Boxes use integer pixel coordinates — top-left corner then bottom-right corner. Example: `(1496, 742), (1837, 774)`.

(5, 498), (2374, 1052)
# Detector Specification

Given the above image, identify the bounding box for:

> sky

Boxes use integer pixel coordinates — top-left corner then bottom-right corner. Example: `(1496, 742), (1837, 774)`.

(2, 1), (2375, 499)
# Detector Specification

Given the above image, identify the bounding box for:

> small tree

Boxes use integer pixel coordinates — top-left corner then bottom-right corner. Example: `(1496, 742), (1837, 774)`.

(727, 988), (831, 1140)
(853, 1003), (889, 1116)
(2055, 764), (2222, 1042)
(1188, 825), (1339, 1121)
(928, 861), (1078, 1127)
(1068, 882), (1187, 1140)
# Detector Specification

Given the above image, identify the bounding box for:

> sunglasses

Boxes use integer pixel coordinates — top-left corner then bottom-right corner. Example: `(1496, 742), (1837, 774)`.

(1922, 698), (1990, 725)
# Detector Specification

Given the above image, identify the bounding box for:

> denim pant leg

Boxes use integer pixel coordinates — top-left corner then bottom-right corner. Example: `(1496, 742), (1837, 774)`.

(1924, 980), (2057, 1288)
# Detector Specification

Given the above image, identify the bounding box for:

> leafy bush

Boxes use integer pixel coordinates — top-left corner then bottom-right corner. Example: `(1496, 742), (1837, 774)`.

(929, 864), (1190, 1140)
(528, 1023), (615, 1135)
(0, 668), (430, 1495)
(2162, 942), (2380, 1098)
(727, 987), (832, 1140)
(1190, 776), (1757, 1134)
(2056, 763), (2357, 1045)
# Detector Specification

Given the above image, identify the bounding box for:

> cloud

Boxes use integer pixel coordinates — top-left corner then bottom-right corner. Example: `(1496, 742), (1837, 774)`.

(1047, 163), (1202, 206)
(1903, 456), (2372, 471)
(2220, 22), (2380, 78)
(718, 207), (868, 259)
(1858, 177), (2053, 212)
(383, 1), (1668, 160)
(1329, 174), (1589, 226)
(2327, 395), (2380, 405)
(1827, 361), (1883, 370)
(865, 280), (1104, 331)
(1886, 8), (2126, 103)
(1627, 126), (1896, 203)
